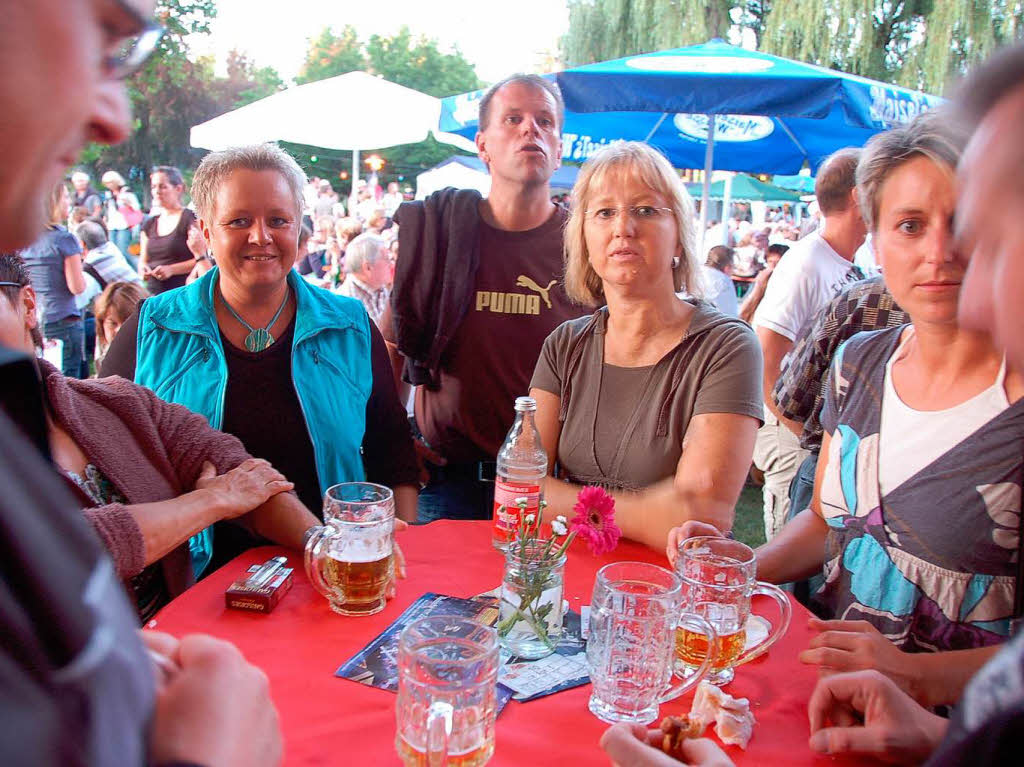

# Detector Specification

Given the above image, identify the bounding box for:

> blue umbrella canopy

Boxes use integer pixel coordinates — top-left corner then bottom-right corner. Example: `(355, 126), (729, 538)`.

(439, 39), (944, 175)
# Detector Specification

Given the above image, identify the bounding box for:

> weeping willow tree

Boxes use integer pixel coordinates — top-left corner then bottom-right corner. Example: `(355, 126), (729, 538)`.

(561, 0), (744, 66)
(562, 0), (1022, 92)
(911, 1), (1022, 92)
(756, 0), (1020, 92)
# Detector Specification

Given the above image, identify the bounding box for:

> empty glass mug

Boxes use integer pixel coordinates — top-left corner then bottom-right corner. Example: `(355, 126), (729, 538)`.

(304, 482), (395, 616)
(587, 561), (717, 724)
(674, 536), (792, 685)
(395, 616), (499, 767)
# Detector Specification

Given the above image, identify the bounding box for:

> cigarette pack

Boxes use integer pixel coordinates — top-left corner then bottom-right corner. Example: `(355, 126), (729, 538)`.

(225, 563), (293, 613)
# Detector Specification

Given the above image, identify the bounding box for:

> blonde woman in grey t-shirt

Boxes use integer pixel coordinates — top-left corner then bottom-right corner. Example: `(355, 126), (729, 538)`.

(529, 142), (764, 552)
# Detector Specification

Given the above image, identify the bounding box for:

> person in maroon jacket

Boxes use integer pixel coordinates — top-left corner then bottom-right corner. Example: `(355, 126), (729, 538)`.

(1, 252), (318, 619)
(0, 2), (285, 765)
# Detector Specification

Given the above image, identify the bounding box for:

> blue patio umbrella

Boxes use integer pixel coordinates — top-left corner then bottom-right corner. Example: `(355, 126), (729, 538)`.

(439, 39), (943, 240)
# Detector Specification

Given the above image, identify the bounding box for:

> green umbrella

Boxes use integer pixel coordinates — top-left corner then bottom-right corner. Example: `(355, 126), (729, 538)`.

(686, 174), (802, 202)
(773, 174), (816, 194)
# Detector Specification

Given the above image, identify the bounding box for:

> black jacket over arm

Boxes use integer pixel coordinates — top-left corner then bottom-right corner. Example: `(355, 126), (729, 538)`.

(392, 187), (482, 388)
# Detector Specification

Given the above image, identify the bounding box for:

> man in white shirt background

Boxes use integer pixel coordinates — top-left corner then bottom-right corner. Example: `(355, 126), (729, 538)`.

(752, 148), (866, 540)
(701, 245), (739, 316)
(382, 181), (404, 218)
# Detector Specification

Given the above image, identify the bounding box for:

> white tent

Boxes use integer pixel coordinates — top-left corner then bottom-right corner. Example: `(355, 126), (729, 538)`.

(190, 71), (476, 186)
(416, 156), (581, 199)
(416, 156), (491, 199)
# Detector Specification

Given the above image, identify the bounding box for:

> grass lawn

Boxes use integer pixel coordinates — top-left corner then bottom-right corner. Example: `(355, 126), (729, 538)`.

(732, 483), (766, 549)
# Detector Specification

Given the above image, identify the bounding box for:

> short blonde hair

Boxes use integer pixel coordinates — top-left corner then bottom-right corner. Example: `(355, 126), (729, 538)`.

(564, 141), (701, 306)
(191, 143), (306, 223)
(856, 109), (965, 232)
(335, 217), (363, 244)
(101, 170), (126, 188)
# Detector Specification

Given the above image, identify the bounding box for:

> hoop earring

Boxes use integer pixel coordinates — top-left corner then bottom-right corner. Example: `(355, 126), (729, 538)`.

(671, 256), (681, 269)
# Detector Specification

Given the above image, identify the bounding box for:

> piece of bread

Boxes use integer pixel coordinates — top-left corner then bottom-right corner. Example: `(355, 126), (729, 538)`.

(689, 681), (756, 750)
(659, 715), (707, 758)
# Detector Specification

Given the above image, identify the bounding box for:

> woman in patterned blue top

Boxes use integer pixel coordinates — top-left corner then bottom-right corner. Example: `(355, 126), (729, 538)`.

(670, 110), (1024, 709)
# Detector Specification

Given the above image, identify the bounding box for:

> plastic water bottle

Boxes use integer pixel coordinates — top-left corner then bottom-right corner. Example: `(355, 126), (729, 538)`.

(492, 396), (548, 550)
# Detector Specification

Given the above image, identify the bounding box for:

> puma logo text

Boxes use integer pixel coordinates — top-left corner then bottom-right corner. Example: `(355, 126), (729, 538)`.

(475, 291), (541, 315)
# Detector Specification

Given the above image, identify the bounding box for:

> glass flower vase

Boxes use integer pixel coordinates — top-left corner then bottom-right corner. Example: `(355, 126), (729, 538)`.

(497, 540), (565, 659)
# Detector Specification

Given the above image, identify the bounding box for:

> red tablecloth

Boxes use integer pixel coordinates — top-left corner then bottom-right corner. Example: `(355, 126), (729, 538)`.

(151, 520), (861, 766)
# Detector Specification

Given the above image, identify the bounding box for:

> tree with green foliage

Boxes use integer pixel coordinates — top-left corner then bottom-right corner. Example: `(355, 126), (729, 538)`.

(79, 0), (219, 196)
(764, 0), (1022, 92)
(365, 27), (483, 177)
(561, 0), (747, 66)
(561, 0), (1022, 93)
(79, 1), (286, 200)
(365, 27), (482, 97)
(295, 26), (366, 84)
(223, 50), (285, 108)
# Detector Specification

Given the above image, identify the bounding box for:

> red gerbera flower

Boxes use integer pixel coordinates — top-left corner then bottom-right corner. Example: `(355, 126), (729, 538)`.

(569, 485), (620, 556)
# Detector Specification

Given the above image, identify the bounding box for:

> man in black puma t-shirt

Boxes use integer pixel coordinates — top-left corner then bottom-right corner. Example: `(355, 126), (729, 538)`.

(383, 74), (585, 522)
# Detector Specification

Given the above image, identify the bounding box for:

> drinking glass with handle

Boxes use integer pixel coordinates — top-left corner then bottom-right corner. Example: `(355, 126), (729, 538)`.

(304, 482), (395, 616)
(674, 536), (792, 685)
(396, 616), (498, 767)
(587, 561), (717, 725)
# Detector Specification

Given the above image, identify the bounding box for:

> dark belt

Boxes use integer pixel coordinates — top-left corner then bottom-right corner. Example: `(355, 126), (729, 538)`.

(409, 415), (497, 483)
(433, 460), (497, 483)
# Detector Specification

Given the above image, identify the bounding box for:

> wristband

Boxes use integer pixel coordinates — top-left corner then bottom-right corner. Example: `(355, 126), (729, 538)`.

(302, 525), (320, 549)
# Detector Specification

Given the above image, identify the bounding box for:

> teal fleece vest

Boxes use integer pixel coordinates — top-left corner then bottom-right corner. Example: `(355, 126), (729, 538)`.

(135, 267), (372, 575)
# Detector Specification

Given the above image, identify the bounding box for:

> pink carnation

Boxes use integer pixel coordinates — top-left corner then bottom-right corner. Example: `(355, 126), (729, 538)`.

(569, 485), (621, 556)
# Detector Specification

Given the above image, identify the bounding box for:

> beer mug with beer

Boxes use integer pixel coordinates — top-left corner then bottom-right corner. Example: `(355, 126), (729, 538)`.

(304, 482), (395, 616)
(396, 616), (498, 767)
(674, 536), (792, 685)
(587, 562), (718, 725)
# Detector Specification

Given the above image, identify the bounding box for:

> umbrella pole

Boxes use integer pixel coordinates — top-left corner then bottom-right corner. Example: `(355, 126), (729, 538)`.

(721, 172), (733, 247)
(352, 149), (360, 204)
(698, 115), (716, 259)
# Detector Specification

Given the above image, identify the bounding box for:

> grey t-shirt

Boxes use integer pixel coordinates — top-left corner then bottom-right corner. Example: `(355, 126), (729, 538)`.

(530, 302), (764, 490)
(21, 226), (82, 324)
(0, 408), (154, 766)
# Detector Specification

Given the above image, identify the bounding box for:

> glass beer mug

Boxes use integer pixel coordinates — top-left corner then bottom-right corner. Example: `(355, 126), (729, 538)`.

(304, 482), (395, 616)
(396, 616), (498, 767)
(674, 536), (792, 685)
(587, 562), (717, 725)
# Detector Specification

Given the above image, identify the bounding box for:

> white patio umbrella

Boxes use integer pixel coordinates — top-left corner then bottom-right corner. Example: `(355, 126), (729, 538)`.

(190, 71), (476, 189)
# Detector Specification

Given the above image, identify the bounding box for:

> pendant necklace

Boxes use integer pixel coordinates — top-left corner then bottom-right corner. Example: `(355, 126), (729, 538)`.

(220, 290), (289, 352)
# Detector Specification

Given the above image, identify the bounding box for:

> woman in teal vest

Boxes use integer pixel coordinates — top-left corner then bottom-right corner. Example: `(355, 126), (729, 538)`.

(101, 144), (420, 576)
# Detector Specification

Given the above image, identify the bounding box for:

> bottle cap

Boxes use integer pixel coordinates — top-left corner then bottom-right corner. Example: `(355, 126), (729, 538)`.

(514, 396), (537, 412)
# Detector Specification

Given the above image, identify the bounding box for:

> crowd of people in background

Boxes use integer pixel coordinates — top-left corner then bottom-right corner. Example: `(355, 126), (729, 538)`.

(16, 140), (839, 397)
(2, 2), (1024, 765)
(16, 160), (408, 382)
(20, 130), (852, 395)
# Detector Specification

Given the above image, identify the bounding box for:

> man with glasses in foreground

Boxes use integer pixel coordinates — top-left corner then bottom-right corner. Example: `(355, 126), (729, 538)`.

(0, 2), (281, 765)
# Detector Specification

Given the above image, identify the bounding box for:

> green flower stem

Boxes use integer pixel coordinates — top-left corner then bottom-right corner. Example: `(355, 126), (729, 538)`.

(497, 595), (557, 652)
(498, 501), (571, 653)
(552, 531), (577, 560)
